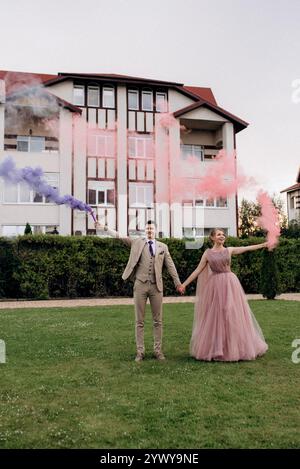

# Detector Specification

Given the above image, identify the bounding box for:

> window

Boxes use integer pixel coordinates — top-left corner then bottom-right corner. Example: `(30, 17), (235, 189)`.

(87, 86), (100, 107)
(129, 183), (153, 207)
(195, 199), (204, 207)
(2, 226), (26, 237)
(180, 144), (204, 161)
(3, 174), (59, 204)
(156, 92), (167, 112)
(216, 197), (228, 208)
(2, 225), (60, 237)
(128, 89), (139, 110)
(73, 85), (85, 106)
(290, 196), (295, 209)
(103, 87), (115, 108)
(88, 181), (115, 206)
(3, 182), (18, 202)
(128, 136), (154, 158)
(205, 198), (215, 207)
(17, 136), (45, 152)
(88, 133), (115, 157)
(182, 227), (194, 238)
(142, 90), (153, 111)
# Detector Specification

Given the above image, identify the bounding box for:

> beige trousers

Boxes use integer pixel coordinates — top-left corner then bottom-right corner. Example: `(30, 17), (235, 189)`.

(133, 279), (163, 355)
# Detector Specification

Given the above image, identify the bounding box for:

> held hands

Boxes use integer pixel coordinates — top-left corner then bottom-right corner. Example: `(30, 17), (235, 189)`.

(177, 284), (186, 295)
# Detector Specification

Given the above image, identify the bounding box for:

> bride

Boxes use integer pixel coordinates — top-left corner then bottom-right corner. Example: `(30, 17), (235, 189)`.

(179, 229), (269, 362)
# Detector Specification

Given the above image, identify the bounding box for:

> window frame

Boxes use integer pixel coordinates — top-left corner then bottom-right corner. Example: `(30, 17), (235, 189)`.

(73, 85), (85, 106)
(141, 90), (153, 111)
(102, 86), (115, 108)
(87, 86), (100, 107)
(128, 89), (139, 110)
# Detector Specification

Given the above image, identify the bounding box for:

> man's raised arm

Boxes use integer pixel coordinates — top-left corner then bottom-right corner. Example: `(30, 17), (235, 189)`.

(94, 222), (132, 246)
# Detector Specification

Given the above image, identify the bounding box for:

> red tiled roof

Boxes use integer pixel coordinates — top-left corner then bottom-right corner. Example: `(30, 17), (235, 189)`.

(183, 86), (217, 106)
(281, 182), (300, 193)
(0, 70), (247, 129)
(44, 72), (184, 87)
(173, 99), (248, 133)
(5, 83), (81, 114)
(0, 70), (57, 93)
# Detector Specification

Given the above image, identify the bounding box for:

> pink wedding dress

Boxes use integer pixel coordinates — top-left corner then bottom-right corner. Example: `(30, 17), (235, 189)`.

(190, 248), (268, 362)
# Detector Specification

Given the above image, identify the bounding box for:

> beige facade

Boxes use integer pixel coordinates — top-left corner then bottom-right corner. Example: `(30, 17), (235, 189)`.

(0, 72), (248, 238)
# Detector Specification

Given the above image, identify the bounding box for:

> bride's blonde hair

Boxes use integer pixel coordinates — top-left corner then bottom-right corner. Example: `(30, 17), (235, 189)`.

(209, 228), (226, 245)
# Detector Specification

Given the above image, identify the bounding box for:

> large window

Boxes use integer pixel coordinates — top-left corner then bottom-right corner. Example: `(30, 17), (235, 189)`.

(2, 225), (59, 237)
(156, 92), (167, 112)
(88, 181), (115, 206)
(129, 183), (153, 207)
(183, 227), (228, 238)
(128, 136), (154, 159)
(142, 90), (153, 111)
(88, 133), (115, 157)
(182, 197), (227, 208)
(73, 85), (85, 106)
(17, 136), (45, 152)
(102, 87), (115, 108)
(3, 173), (59, 204)
(180, 144), (204, 161)
(128, 89), (139, 110)
(87, 86), (100, 107)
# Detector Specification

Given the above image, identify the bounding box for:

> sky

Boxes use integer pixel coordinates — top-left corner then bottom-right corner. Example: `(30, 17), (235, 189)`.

(1, 0), (300, 204)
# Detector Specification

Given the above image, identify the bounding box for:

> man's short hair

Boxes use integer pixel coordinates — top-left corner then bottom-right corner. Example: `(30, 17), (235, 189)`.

(146, 220), (157, 227)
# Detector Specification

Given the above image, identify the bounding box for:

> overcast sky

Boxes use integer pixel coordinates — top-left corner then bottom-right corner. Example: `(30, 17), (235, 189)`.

(1, 0), (300, 203)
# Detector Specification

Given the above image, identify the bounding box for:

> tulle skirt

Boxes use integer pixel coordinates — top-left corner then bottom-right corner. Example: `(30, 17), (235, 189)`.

(190, 270), (268, 362)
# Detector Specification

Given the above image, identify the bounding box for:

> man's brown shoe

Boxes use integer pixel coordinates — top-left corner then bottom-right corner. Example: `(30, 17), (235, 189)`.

(135, 354), (144, 362)
(154, 352), (166, 361)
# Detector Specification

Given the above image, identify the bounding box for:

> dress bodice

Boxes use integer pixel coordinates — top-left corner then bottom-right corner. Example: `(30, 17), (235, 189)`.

(206, 247), (231, 273)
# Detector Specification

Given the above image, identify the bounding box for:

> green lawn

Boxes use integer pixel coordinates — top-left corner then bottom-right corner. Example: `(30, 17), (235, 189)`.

(0, 300), (299, 449)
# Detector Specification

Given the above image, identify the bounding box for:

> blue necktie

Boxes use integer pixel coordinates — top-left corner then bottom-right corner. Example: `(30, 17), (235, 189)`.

(148, 240), (154, 257)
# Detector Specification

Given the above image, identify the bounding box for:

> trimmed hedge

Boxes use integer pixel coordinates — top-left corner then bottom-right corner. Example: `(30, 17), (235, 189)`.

(0, 235), (299, 299)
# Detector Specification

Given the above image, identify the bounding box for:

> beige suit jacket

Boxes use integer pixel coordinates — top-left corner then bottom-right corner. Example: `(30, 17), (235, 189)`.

(99, 227), (181, 292)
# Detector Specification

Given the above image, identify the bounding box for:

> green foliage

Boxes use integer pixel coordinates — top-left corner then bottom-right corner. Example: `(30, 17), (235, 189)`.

(0, 235), (299, 299)
(239, 196), (288, 238)
(24, 223), (32, 235)
(281, 218), (300, 239)
(260, 250), (280, 299)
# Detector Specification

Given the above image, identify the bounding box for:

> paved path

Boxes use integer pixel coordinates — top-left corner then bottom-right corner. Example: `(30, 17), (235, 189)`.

(0, 294), (299, 309)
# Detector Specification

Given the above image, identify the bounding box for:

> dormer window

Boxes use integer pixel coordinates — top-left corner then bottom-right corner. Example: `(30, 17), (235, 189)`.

(128, 89), (139, 110)
(87, 86), (100, 107)
(142, 90), (153, 111)
(73, 85), (85, 106)
(102, 87), (115, 108)
(156, 92), (167, 112)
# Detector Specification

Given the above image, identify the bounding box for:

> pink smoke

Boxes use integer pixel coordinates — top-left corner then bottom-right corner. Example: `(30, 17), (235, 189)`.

(256, 191), (280, 250)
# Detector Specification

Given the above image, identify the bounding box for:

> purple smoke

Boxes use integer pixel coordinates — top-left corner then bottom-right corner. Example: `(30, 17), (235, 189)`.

(0, 157), (96, 221)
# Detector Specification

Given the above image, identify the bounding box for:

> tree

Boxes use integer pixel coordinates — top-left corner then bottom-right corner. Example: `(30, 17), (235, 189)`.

(281, 217), (300, 239)
(260, 249), (280, 299)
(24, 223), (32, 235)
(238, 198), (262, 238)
(239, 194), (288, 238)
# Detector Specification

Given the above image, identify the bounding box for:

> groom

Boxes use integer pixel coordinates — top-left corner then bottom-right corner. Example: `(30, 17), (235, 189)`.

(95, 220), (182, 361)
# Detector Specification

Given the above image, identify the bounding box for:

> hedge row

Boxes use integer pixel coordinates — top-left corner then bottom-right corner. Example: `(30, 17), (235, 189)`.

(0, 235), (299, 299)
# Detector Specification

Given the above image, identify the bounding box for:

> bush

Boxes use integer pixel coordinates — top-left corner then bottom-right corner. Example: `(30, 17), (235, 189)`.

(0, 235), (299, 299)
(260, 249), (280, 299)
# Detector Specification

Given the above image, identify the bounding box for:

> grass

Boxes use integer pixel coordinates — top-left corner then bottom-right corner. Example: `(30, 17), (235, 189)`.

(0, 300), (299, 449)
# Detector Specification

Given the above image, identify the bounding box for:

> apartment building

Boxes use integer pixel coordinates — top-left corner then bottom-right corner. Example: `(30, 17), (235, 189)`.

(0, 71), (248, 237)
